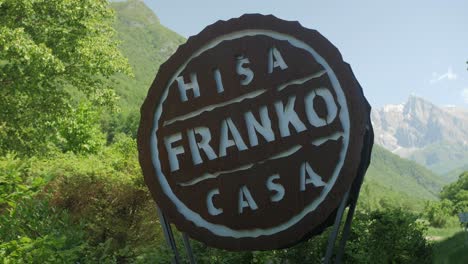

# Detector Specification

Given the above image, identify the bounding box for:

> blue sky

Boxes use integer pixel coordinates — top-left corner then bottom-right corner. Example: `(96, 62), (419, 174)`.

(144, 0), (468, 108)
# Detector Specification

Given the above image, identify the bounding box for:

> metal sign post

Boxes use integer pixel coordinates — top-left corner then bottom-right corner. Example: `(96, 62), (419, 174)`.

(158, 192), (354, 264)
(324, 190), (350, 263)
(182, 233), (197, 264)
(324, 126), (373, 264)
(157, 206), (196, 264)
(156, 207), (181, 264)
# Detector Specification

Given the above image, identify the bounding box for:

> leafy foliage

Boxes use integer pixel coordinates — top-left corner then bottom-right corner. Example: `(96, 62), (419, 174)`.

(0, 200), (87, 263)
(0, 0), (131, 155)
(187, 208), (432, 264)
(56, 103), (106, 154)
(0, 135), (170, 263)
(423, 200), (456, 228)
(0, 153), (86, 263)
(344, 209), (432, 264)
(0, 154), (45, 213)
(422, 172), (467, 228)
(440, 171), (468, 213)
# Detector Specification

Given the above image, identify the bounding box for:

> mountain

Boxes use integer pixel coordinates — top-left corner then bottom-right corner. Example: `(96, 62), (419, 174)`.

(110, 0), (185, 111)
(372, 96), (468, 176)
(108, 1), (446, 211)
(360, 145), (444, 211)
(444, 164), (468, 183)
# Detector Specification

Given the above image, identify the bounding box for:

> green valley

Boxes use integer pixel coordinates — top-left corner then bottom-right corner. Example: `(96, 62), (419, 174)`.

(361, 145), (445, 211)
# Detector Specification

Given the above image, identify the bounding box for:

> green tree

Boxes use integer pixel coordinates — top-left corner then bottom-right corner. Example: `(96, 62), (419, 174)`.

(441, 172), (468, 213)
(56, 103), (105, 154)
(423, 199), (455, 228)
(0, 0), (131, 155)
(345, 209), (432, 264)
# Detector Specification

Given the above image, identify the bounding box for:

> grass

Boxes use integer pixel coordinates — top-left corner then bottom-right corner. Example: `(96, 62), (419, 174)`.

(427, 226), (460, 238)
(432, 230), (468, 264)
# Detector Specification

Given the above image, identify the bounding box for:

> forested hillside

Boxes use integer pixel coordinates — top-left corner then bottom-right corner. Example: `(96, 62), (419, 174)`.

(445, 164), (468, 183)
(361, 145), (444, 211)
(103, 0), (185, 139)
(111, 0), (184, 109)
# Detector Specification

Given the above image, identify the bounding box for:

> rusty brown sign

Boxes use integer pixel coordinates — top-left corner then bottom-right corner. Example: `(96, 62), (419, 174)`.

(138, 14), (371, 250)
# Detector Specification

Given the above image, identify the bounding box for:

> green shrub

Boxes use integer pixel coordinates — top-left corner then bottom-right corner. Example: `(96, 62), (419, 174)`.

(345, 208), (432, 264)
(0, 135), (171, 263)
(0, 154), (46, 213)
(55, 103), (106, 154)
(39, 136), (163, 261)
(441, 172), (468, 214)
(0, 200), (86, 263)
(423, 200), (457, 228)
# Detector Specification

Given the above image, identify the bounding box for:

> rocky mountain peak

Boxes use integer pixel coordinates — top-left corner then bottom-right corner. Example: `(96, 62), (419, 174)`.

(404, 95), (434, 113)
(402, 96), (439, 125)
(372, 96), (468, 150)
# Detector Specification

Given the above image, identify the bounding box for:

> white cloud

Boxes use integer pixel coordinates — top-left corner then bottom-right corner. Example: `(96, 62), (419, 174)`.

(430, 67), (458, 84)
(462, 89), (468, 104)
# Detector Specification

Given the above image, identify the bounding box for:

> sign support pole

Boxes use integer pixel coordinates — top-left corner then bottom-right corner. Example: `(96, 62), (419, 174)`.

(157, 206), (182, 264)
(335, 126), (372, 263)
(157, 206), (197, 264)
(334, 183), (361, 263)
(182, 233), (197, 264)
(323, 126), (373, 264)
(323, 190), (350, 264)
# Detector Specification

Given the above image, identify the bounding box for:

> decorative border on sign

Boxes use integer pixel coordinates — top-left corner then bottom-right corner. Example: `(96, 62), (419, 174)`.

(138, 14), (370, 250)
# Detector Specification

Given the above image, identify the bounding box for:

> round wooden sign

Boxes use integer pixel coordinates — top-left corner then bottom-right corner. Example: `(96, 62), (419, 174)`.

(138, 14), (371, 250)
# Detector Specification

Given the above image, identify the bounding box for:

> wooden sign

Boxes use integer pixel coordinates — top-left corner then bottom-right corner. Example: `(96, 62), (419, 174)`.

(138, 14), (372, 250)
